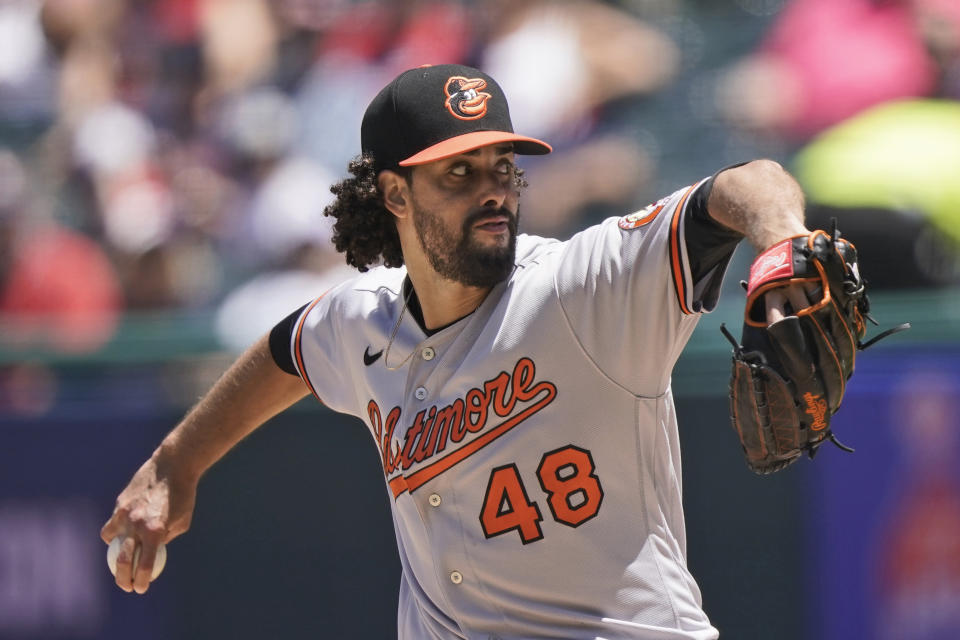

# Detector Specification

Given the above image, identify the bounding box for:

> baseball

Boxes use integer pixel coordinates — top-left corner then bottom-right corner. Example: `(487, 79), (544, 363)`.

(106, 536), (167, 581)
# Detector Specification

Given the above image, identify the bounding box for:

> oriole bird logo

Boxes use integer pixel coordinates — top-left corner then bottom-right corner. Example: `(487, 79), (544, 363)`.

(444, 76), (492, 120)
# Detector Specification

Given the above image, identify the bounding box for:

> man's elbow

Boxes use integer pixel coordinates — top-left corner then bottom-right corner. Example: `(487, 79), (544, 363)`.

(715, 158), (802, 202)
(733, 158), (791, 182)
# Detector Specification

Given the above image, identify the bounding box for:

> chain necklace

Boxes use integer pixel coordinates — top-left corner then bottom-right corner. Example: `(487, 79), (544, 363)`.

(383, 284), (416, 371)
(382, 276), (496, 370)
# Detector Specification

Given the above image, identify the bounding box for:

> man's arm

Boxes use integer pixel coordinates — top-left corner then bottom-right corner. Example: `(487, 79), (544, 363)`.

(706, 159), (812, 323)
(707, 159), (808, 250)
(100, 334), (308, 594)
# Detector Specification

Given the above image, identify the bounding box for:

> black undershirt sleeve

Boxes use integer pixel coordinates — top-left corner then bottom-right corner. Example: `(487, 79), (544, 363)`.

(684, 163), (747, 284)
(269, 303), (308, 376)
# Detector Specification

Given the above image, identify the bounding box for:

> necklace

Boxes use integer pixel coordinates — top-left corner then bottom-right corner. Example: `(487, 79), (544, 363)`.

(383, 284), (415, 371)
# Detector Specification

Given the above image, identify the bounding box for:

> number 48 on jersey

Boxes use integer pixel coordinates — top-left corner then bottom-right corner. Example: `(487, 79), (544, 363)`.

(479, 445), (604, 544)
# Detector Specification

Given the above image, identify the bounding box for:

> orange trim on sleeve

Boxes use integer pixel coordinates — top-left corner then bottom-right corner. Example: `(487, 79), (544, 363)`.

(293, 293), (328, 403)
(669, 185), (697, 315)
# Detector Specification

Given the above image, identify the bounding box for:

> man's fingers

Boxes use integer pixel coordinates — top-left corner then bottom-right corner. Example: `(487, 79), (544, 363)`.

(133, 543), (159, 595)
(765, 282), (821, 325)
(114, 536), (138, 593)
(100, 512), (126, 545)
(786, 285), (812, 313)
(765, 289), (787, 324)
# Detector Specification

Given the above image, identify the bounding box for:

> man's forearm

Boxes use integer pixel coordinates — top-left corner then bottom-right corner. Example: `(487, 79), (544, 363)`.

(153, 334), (309, 482)
(707, 159), (809, 251)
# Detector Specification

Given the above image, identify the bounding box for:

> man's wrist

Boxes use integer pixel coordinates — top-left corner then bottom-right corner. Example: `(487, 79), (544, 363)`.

(151, 438), (203, 486)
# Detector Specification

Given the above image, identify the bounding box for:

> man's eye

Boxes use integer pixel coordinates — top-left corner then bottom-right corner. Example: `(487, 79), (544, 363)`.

(450, 164), (469, 176)
(496, 162), (513, 174)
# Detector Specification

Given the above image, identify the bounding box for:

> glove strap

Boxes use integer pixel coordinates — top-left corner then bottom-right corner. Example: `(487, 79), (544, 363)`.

(743, 234), (831, 328)
(746, 238), (797, 298)
(858, 322), (912, 350)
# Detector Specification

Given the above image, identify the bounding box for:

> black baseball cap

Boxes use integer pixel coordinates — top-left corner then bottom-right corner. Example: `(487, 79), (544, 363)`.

(361, 64), (552, 172)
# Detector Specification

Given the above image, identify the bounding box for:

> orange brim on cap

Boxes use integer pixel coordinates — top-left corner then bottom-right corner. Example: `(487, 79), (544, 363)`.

(399, 130), (552, 166)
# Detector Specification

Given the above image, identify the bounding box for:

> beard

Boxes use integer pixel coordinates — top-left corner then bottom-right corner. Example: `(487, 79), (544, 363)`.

(412, 200), (519, 288)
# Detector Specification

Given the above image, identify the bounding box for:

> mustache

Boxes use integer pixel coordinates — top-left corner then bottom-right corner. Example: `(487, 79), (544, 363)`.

(462, 206), (518, 232)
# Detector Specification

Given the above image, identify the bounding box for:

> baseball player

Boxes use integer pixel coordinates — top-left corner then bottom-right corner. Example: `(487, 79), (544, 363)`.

(102, 64), (819, 639)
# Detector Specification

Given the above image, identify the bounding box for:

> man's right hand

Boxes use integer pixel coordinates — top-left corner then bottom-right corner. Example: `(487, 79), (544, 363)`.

(100, 455), (198, 594)
(98, 333), (310, 594)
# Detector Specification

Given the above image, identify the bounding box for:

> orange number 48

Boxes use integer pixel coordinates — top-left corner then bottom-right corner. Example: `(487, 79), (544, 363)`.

(479, 445), (604, 544)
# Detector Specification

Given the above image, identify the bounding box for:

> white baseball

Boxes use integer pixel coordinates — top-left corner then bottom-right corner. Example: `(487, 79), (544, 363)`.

(106, 536), (167, 581)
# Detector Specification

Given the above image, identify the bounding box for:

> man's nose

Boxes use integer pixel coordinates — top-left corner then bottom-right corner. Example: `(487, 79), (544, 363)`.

(479, 170), (511, 209)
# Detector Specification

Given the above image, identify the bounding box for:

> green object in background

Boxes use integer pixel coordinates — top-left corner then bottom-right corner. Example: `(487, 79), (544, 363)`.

(792, 99), (960, 246)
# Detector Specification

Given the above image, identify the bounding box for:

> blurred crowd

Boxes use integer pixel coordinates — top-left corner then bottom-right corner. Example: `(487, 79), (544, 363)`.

(1, 0), (958, 356)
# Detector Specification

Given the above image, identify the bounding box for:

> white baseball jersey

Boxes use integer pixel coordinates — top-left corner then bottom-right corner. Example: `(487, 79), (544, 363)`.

(285, 177), (739, 639)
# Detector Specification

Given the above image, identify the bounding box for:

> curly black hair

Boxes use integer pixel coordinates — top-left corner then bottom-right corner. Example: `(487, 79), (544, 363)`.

(324, 154), (529, 272)
(324, 154), (404, 271)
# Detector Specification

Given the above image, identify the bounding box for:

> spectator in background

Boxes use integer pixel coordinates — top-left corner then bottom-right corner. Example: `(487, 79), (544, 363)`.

(716, 0), (960, 143)
(875, 369), (960, 640)
(38, 0), (303, 311)
(211, 87), (356, 352)
(1, 0), (693, 356)
(295, 0), (474, 177)
(197, 0), (279, 99)
(0, 150), (121, 353)
(49, 13), (197, 309)
(713, 0), (960, 289)
(911, 0), (960, 97)
(0, 0), (58, 147)
(476, 0), (680, 237)
(790, 99), (960, 288)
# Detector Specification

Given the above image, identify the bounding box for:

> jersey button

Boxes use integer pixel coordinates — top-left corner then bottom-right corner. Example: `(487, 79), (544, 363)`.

(422, 346), (435, 361)
(450, 571), (463, 585)
(428, 493), (441, 507)
(414, 387), (427, 400)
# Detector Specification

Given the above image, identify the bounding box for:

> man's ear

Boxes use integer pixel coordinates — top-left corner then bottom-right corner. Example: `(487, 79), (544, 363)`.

(378, 170), (410, 219)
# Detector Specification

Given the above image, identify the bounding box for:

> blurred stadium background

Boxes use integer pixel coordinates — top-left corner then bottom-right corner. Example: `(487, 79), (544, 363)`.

(1, 0), (959, 638)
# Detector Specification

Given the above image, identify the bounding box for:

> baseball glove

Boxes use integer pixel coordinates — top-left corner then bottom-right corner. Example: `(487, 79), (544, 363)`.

(720, 224), (909, 474)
